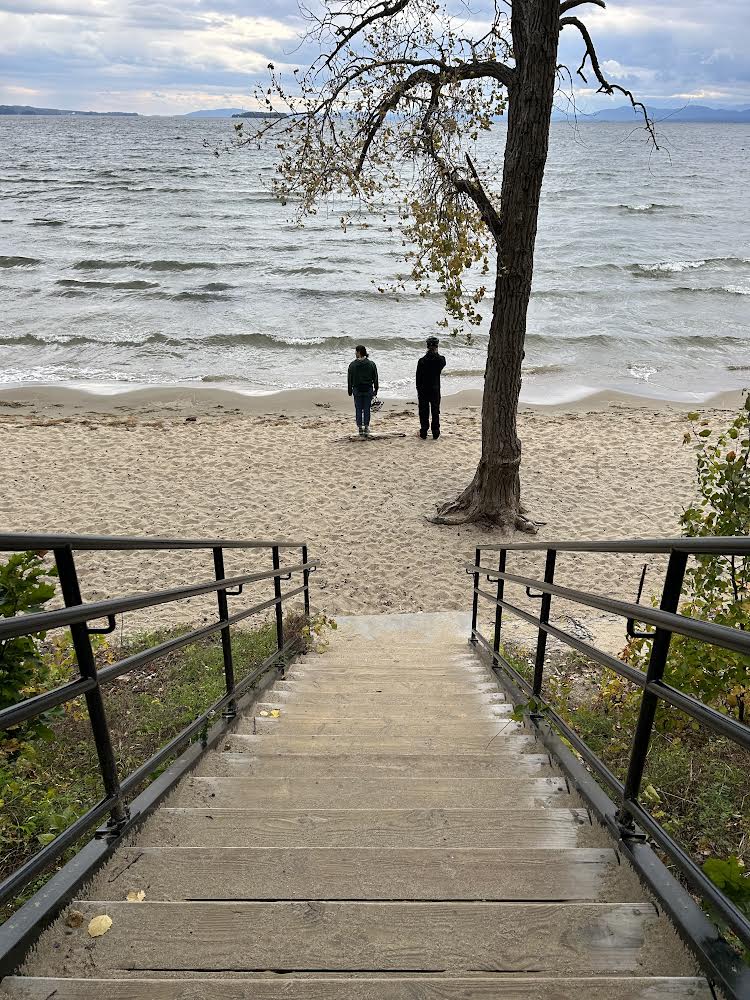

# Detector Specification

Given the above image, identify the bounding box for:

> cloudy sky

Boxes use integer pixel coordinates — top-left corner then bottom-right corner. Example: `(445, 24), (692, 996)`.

(1, 0), (748, 114)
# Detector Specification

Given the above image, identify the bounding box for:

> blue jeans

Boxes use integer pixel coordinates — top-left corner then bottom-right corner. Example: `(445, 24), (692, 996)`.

(354, 390), (373, 428)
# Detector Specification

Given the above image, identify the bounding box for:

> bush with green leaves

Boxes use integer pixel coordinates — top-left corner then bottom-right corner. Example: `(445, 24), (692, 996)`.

(0, 551), (58, 751)
(626, 395), (749, 720)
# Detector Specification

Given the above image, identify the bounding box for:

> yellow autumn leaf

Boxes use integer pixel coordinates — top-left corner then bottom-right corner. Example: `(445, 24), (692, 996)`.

(126, 890), (146, 902)
(270, 709), (281, 718)
(87, 914), (112, 937)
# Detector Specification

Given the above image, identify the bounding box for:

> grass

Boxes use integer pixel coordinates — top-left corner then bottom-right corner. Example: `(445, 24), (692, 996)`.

(502, 643), (749, 868)
(0, 612), (305, 922)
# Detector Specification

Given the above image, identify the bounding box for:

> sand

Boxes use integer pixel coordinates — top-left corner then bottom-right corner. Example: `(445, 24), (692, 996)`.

(0, 385), (741, 650)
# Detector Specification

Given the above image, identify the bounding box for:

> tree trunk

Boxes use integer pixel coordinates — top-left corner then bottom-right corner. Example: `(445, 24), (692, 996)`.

(436, 0), (560, 530)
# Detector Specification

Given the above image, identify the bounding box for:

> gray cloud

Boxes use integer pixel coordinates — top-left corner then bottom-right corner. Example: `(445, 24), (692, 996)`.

(0, 0), (748, 114)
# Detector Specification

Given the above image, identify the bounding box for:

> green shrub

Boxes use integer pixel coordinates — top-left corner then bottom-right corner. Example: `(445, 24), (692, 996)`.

(0, 551), (58, 752)
(626, 396), (749, 719)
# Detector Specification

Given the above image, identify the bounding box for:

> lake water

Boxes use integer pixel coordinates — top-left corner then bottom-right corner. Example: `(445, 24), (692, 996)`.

(0, 115), (748, 402)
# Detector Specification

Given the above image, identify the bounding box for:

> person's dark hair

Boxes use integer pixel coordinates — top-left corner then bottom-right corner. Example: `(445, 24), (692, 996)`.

(355, 345), (368, 357)
(426, 336), (439, 349)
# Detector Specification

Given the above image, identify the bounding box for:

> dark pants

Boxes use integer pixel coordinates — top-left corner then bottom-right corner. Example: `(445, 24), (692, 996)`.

(418, 391), (440, 439)
(354, 390), (373, 428)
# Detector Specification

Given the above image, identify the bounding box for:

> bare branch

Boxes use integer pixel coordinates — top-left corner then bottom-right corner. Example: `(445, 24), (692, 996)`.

(559, 0), (606, 14)
(324, 0), (412, 67)
(357, 67), (439, 172)
(356, 58), (514, 172)
(559, 15), (659, 147)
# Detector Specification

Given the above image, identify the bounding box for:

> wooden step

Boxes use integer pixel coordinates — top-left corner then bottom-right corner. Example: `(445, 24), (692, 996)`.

(272, 683), (503, 698)
(92, 847), (631, 901)
(197, 752), (554, 778)
(254, 704), (513, 721)
(225, 732), (530, 754)
(139, 808), (591, 848)
(286, 664), (490, 677)
(236, 718), (524, 739)
(268, 686), (506, 702)
(37, 901), (682, 975)
(0, 976), (714, 999)
(174, 776), (571, 810)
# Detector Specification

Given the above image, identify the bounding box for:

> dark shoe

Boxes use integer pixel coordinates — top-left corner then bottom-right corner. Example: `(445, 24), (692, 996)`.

(432, 432), (440, 440)
(419, 431), (427, 439)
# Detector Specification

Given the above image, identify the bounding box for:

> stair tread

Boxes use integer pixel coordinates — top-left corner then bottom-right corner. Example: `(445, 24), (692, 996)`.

(139, 807), (591, 848)
(1, 977), (713, 998)
(33, 901), (686, 976)
(89, 846), (638, 902)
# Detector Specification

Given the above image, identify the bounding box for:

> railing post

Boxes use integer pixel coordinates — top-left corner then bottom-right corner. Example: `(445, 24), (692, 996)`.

(272, 545), (285, 673)
(302, 544), (311, 618)
(212, 546), (236, 720)
(617, 549), (689, 831)
(492, 549), (507, 657)
(54, 546), (128, 832)
(532, 548), (557, 700)
(470, 547), (480, 644)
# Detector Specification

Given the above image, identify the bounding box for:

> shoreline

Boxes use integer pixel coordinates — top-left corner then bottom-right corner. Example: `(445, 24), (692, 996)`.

(0, 382), (744, 418)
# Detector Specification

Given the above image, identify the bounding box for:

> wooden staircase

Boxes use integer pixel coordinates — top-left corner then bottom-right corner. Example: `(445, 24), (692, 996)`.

(2, 613), (710, 998)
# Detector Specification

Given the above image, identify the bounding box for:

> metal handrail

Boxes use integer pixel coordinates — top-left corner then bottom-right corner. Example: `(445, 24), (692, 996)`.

(0, 533), (315, 916)
(0, 562), (316, 642)
(468, 536), (749, 998)
(0, 532), (306, 551)
(476, 535), (750, 554)
(468, 563), (750, 655)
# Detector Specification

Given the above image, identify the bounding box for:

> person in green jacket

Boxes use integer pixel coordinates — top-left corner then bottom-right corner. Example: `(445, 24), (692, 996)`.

(347, 345), (379, 437)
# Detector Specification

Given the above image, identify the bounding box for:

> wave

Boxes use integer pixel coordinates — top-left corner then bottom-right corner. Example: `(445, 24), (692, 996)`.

(727, 364), (750, 372)
(669, 334), (748, 346)
(71, 257), (223, 272)
(200, 374), (257, 384)
(524, 363), (567, 375)
(73, 258), (136, 270)
(617, 203), (677, 213)
(672, 284), (750, 296)
(71, 222), (128, 230)
(198, 282), (235, 292)
(443, 363), (566, 378)
(30, 218), (65, 226)
(0, 255), (40, 267)
(55, 278), (159, 290)
(629, 257), (749, 276)
(149, 290), (230, 302)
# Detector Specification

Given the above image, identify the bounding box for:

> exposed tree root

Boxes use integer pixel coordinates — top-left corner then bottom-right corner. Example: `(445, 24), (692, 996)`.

(426, 489), (540, 533)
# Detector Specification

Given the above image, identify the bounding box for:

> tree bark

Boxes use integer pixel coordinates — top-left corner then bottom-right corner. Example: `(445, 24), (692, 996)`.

(435, 0), (560, 529)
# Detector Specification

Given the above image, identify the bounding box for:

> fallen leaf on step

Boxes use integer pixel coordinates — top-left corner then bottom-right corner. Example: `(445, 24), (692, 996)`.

(65, 910), (85, 928)
(270, 709), (281, 718)
(126, 890), (146, 902)
(87, 914), (112, 937)
(259, 710), (269, 717)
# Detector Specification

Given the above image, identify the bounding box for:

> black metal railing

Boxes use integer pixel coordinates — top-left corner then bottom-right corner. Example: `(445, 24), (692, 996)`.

(0, 532), (317, 915)
(467, 535), (749, 998)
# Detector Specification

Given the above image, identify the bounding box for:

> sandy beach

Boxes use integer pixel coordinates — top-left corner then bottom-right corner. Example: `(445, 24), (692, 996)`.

(0, 386), (743, 650)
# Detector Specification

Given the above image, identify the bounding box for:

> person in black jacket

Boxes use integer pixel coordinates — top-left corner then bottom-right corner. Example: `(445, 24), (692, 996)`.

(347, 345), (379, 437)
(416, 336), (446, 439)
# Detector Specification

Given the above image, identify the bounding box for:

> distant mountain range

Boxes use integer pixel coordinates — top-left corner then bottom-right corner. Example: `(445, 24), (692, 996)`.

(0, 104), (137, 116)
(3, 102), (749, 123)
(552, 103), (750, 123)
